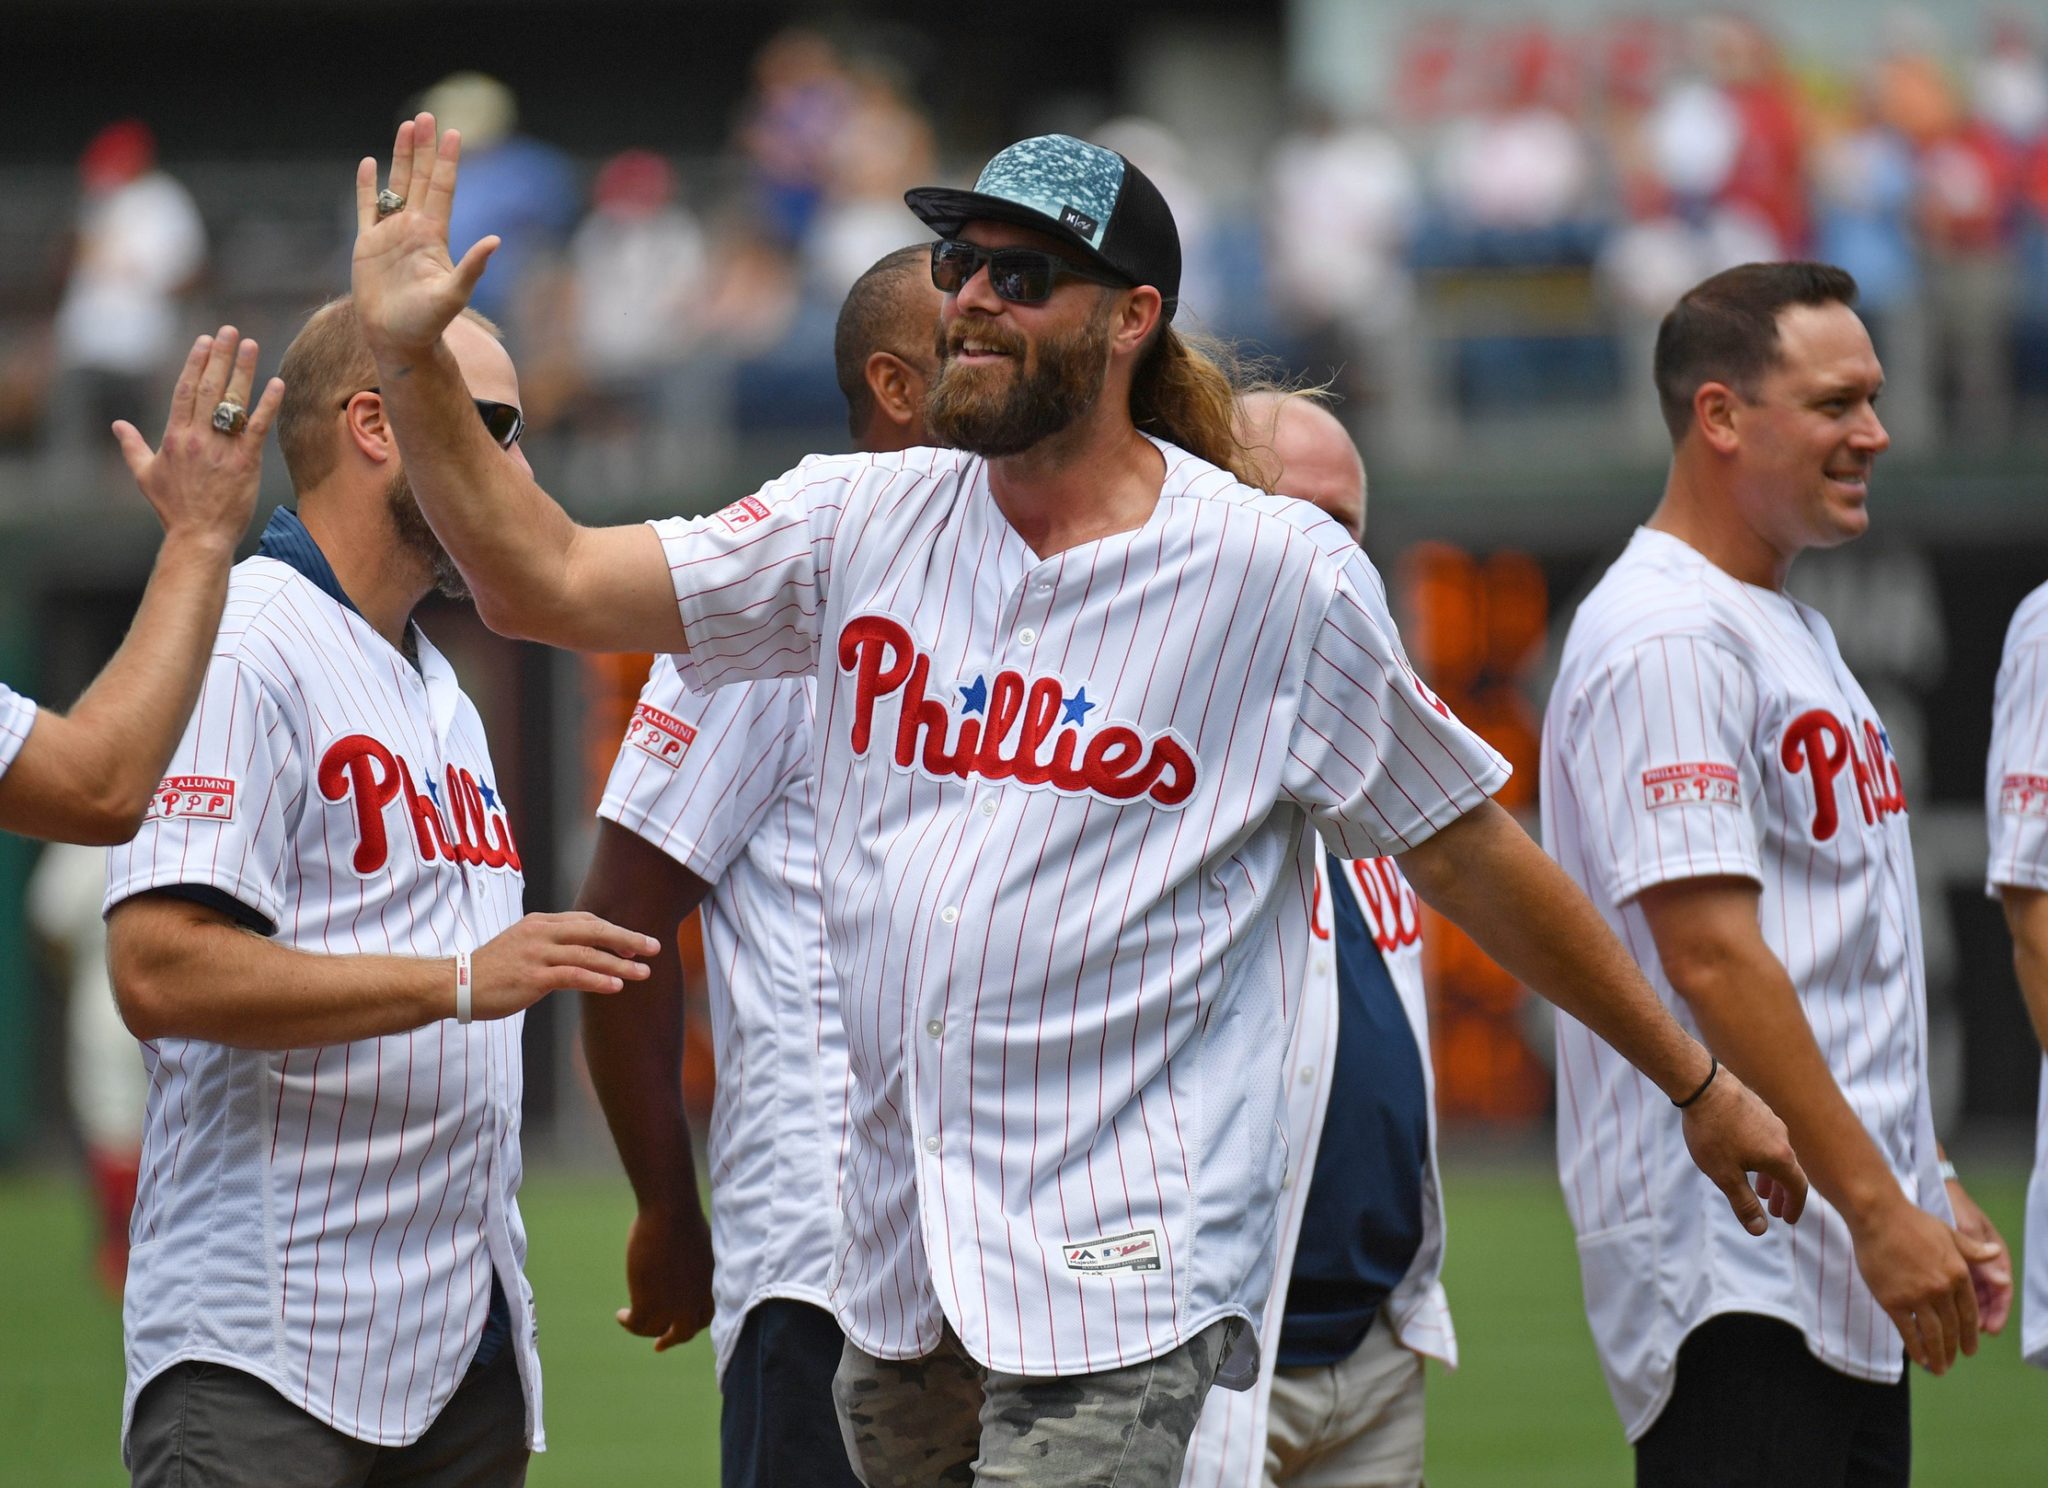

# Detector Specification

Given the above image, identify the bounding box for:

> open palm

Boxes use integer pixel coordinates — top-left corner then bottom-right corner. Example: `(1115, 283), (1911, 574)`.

(351, 112), (499, 359)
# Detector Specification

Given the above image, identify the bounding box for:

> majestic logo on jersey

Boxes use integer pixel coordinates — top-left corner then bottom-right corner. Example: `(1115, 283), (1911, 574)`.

(2001, 772), (2048, 818)
(1642, 762), (1740, 811)
(1061, 1228), (1161, 1275)
(1780, 709), (1907, 842)
(1312, 857), (1423, 955)
(148, 775), (237, 823)
(716, 495), (772, 534)
(837, 613), (1198, 807)
(626, 702), (697, 768)
(318, 734), (521, 877)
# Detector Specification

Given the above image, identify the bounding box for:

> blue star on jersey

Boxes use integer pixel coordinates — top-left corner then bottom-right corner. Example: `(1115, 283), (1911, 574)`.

(479, 781), (498, 810)
(1061, 687), (1096, 726)
(960, 675), (989, 715)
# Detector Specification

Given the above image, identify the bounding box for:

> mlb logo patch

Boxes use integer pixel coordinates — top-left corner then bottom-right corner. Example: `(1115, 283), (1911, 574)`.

(716, 495), (772, 534)
(628, 703), (698, 768)
(1061, 1228), (1161, 1276)
(150, 775), (237, 823)
(2000, 773), (2048, 818)
(1642, 762), (1740, 810)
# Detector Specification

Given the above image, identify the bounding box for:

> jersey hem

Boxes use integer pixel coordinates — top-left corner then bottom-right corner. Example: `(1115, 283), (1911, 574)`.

(714, 1282), (838, 1383)
(845, 1300), (1259, 1379)
(1986, 861), (2048, 896)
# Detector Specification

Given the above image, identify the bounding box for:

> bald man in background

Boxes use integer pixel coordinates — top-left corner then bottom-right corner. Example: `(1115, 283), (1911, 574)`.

(1183, 392), (1446, 1488)
(576, 246), (940, 1488)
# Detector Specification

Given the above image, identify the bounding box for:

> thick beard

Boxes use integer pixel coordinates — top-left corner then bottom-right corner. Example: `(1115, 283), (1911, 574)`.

(924, 302), (1112, 458)
(386, 470), (470, 601)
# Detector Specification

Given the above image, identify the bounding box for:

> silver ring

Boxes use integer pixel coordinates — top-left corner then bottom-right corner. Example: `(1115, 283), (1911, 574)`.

(376, 188), (405, 218)
(211, 400), (248, 436)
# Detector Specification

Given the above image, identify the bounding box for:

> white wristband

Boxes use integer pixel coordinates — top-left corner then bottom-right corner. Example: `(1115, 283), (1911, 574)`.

(1938, 1158), (1959, 1184)
(455, 948), (473, 1024)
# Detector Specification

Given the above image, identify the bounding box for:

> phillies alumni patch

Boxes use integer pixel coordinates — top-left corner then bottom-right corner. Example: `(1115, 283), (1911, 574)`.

(1063, 1230), (1162, 1275)
(149, 775), (237, 822)
(716, 495), (772, 533)
(627, 701), (698, 767)
(2000, 772), (2048, 817)
(1641, 762), (1739, 810)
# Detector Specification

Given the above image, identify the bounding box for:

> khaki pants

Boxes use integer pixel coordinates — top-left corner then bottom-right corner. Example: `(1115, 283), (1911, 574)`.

(833, 1318), (1239, 1487)
(1264, 1313), (1425, 1488)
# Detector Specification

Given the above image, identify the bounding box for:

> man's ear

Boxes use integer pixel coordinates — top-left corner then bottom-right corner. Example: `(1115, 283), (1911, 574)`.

(1693, 381), (1743, 456)
(865, 352), (924, 429)
(342, 390), (397, 465)
(1112, 286), (1165, 357)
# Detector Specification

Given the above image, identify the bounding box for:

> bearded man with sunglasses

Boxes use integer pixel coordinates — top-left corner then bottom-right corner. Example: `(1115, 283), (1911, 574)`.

(106, 294), (658, 1488)
(354, 117), (1808, 1485)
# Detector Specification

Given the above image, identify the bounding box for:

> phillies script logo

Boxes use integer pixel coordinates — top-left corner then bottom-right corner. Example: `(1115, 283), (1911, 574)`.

(318, 734), (521, 877)
(149, 775), (236, 823)
(1779, 709), (1907, 842)
(1310, 857), (1423, 955)
(626, 703), (697, 768)
(837, 614), (1198, 807)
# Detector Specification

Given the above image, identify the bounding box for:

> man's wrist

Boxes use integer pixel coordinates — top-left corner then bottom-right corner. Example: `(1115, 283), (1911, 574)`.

(158, 523), (241, 564)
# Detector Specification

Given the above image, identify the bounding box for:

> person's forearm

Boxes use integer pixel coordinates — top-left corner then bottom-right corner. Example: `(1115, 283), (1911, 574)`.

(0, 527), (238, 843)
(581, 953), (702, 1215)
(2002, 887), (2048, 1055)
(110, 898), (450, 1047)
(372, 336), (583, 641)
(1662, 934), (1910, 1228)
(1396, 801), (1710, 1099)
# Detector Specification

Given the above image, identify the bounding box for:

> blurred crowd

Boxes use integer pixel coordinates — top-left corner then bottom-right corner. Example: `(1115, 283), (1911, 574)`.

(13, 10), (2048, 504)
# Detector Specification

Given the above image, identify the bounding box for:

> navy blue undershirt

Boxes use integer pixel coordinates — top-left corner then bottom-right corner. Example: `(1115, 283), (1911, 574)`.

(1274, 856), (1431, 1368)
(228, 510), (513, 1365)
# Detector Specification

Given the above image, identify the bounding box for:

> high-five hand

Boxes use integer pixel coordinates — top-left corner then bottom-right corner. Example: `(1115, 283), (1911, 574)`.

(352, 112), (498, 361)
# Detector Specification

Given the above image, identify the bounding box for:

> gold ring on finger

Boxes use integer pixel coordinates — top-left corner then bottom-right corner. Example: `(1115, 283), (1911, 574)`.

(211, 400), (249, 436)
(377, 188), (405, 218)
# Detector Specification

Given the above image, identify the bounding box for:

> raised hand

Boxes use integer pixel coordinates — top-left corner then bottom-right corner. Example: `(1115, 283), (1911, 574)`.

(1678, 1063), (1809, 1235)
(113, 327), (281, 548)
(351, 112), (499, 362)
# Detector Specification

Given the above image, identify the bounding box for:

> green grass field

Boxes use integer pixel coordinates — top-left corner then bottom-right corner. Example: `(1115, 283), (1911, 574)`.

(4, 1162), (2035, 1486)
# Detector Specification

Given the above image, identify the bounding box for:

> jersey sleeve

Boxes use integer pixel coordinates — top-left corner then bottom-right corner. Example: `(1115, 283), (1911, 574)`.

(649, 454), (861, 693)
(1551, 634), (1765, 907)
(1284, 558), (1511, 857)
(597, 660), (810, 885)
(0, 680), (36, 780)
(1987, 631), (2048, 894)
(103, 654), (302, 933)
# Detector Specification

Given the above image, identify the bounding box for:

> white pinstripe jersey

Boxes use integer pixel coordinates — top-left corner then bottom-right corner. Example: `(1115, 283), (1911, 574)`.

(1984, 579), (2048, 1369)
(651, 438), (1508, 1379)
(0, 679), (36, 778)
(1542, 527), (1947, 1440)
(596, 657), (847, 1381)
(1180, 852), (1453, 1488)
(103, 556), (543, 1455)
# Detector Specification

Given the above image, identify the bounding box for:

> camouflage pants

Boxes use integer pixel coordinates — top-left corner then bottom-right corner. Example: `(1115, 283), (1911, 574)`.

(832, 1318), (1240, 1487)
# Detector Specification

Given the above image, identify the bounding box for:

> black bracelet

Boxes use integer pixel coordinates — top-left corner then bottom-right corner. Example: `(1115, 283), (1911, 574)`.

(1673, 1055), (1719, 1109)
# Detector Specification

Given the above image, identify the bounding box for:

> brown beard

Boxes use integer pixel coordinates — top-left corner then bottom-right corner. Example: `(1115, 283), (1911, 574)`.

(386, 469), (469, 601)
(925, 299), (1113, 457)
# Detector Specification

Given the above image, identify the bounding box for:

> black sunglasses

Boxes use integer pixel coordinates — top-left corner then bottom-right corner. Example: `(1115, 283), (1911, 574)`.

(930, 238), (1128, 305)
(349, 388), (525, 450)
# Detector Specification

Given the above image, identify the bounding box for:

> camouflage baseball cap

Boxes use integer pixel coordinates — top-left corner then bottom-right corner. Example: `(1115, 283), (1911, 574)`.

(905, 134), (1182, 320)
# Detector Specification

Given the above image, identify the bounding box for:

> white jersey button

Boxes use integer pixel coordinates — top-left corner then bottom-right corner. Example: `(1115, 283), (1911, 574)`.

(924, 1135), (940, 1153)
(980, 797), (998, 817)
(1298, 1065), (1315, 1085)
(1017, 627), (1037, 646)
(939, 905), (960, 924)
(926, 1019), (942, 1038)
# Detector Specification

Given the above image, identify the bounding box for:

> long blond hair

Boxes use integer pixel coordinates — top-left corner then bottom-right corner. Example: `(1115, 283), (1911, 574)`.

(1130, 325), (1294, 490)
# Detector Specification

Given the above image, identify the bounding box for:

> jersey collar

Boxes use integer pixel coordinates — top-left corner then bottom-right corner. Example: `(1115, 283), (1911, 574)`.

(256, 507), (362, 618)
